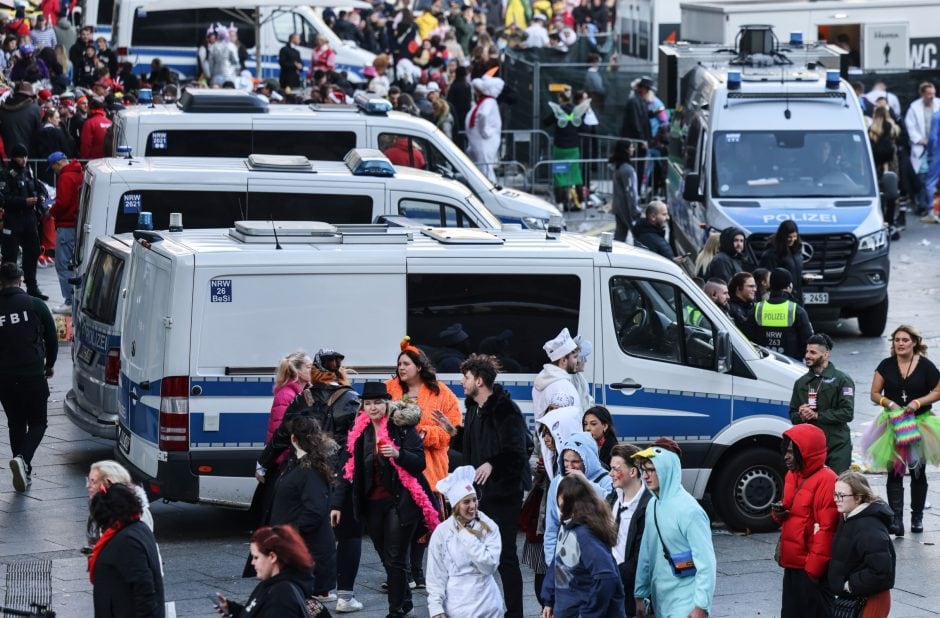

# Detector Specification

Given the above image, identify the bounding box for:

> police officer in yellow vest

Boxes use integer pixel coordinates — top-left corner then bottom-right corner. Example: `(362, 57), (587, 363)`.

(750, 268), (814, 360)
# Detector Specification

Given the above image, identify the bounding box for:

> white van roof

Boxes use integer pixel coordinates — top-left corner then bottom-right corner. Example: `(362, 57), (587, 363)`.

(136, 224), (679, 272)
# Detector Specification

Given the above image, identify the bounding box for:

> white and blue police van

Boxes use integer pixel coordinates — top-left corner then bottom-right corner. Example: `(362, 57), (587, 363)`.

(74, 147), (501, 272)
(84, 0), (375, 82)
(111, 89), (560, 231)
(662, 26), (889, 336)
(116, 221), (804, 530)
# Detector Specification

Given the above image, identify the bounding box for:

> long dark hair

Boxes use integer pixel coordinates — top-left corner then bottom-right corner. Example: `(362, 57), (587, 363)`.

(396, 348), (441, 395)
(772, 219), (801, 257)
(609, 140), (633, 166)
(289, 416), (337, 485)
(583, 405), (617, 444)
(557, 474), (617, 547)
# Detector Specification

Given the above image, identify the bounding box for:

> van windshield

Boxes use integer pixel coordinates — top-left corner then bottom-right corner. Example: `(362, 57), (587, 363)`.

(711, 130), (876, 198)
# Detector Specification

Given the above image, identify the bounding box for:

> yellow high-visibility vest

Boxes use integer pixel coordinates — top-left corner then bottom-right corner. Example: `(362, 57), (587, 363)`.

(755, 300), (796, 328)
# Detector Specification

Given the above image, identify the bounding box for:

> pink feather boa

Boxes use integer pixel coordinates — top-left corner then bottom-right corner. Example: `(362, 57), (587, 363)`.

(343, 412), (439, 533)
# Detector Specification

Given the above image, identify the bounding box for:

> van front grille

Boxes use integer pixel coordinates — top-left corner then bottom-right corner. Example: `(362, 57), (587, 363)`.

(748, 233), (857, 284)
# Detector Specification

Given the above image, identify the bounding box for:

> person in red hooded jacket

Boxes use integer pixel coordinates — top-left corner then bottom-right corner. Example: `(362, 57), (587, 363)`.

(47, 152), (83, 312)
(78, 98), (112, 160)
(773, 423), (839, 618)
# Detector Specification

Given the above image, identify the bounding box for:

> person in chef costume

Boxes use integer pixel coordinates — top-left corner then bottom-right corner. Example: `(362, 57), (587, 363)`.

(426, 465), (505, 618)
(465, 67), (504, 182)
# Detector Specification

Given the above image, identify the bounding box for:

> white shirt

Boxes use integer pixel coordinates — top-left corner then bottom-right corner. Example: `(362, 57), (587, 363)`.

(612, 485), (645, 564)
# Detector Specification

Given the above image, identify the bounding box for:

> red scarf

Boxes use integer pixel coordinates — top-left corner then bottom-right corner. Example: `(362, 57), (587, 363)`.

(468, 95), (492, 129)
(87, 516), (139, 583)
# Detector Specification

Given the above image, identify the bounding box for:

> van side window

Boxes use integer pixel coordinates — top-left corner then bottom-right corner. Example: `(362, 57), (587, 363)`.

(378, 133), (428, 170)
(610, 276), (716, 369)
(271, 9), (317, 46)
(247, 193), (373, 224)
(145, 130), (252, 156)
(253, 131), (356, 160)
(97, 0), (115, 27)
(407, 274), (580, 373)
(684, 118), (703, 170)
(115, 190), (246, 232)
(131, 9), (256, 48)
(380, 133), (459, 177)
(76, 179), (93, 266)
(398, 198), (477, 228)
(82, 249), (125, 326)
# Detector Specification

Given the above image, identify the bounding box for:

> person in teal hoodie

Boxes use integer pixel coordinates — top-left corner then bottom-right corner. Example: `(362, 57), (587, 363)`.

(541, 473), (626, 618)
(632, 444), (716, 618)
(544, 431), (613, 567)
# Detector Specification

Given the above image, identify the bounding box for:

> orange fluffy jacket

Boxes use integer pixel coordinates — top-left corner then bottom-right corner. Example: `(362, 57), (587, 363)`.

(385, 378), (462, 493)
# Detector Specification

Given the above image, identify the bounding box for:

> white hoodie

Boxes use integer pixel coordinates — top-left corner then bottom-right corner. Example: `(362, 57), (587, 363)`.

(465, 76), (504, 182)
(532, 363), (581, 420)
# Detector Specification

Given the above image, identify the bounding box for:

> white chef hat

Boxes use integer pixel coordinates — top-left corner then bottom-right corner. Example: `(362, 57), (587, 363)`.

(544, 327), (577, 362)
(436, 465), (477, 507)
(574, 335), (593, 359)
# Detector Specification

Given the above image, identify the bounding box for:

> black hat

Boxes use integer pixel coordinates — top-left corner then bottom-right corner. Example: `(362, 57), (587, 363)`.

(439, 323), (469, 346)
(10, 143), (27, 158)
(0, 262), (24, 282)
(360, 382), (391, 400)
(770, 267), (793, 291)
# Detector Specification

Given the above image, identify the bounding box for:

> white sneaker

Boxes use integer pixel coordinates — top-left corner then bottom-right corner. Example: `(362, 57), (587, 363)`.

(10, 456), (29, 492)
(312, 592), (337, 602)
(50, 303), (72, 315)
(335, 597), (363, 613)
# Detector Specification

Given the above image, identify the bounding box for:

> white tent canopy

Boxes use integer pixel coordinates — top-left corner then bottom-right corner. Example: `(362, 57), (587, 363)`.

(138, 0), (370, 77)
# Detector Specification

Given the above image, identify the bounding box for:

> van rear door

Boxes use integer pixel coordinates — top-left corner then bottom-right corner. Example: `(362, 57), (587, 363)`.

(118, 241), (177, 478)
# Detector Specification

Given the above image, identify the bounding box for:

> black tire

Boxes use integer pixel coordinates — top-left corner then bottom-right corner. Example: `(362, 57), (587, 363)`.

(712, 447), (785, 532)
(857, 297), (888, 337)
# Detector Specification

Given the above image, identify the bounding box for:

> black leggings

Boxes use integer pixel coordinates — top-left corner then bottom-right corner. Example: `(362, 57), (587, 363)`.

(887, 461), (928, 513)
(364, 501), (416, 618)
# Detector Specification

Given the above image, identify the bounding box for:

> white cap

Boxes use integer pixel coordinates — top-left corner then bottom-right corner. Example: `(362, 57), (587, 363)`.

(574, 335), (592, 359)
(544, 327), (577, 362)
(436, 465), (476, 507)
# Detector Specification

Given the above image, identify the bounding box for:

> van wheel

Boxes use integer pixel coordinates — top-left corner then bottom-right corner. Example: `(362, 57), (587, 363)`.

(857, 297), (888, 337)
(712, 448), (784, 532)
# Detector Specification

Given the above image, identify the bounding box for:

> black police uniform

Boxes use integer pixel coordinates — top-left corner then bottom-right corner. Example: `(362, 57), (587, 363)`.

(0, 277), (57, 476)
(0, 162), (47, 297)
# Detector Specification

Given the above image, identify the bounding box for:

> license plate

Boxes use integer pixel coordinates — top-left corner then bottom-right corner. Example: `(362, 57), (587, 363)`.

(77, 345), (95, 365)
(803, 292), (829, 304)
(118, 426), (131, 454)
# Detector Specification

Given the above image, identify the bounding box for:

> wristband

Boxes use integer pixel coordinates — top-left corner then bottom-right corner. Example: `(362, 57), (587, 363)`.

(914, 399), (922, 410)
(879, 397), (887, 407)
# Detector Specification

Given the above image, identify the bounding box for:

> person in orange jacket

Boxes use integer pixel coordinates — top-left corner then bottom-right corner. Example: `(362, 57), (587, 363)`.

(385, 336), (461, 588)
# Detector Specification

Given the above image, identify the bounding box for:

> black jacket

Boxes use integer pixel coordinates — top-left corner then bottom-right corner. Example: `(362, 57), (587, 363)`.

(452, 384), (528, 502)
(278, 44), (302, 89)
(728, 295), (755, 335)
(0, 93), (41, 155)
(621, 92), (651, 142)
(760, 246), (804, 302)
(228, 569), (312, 617)
(632, 219), (674, 260)
(606, 487), (651, 618)
(1, 163), (46, 233)
(705, 227), (746, 283)
(827, 501), (896, 597)
(92, 521), (165, 618)
(748, 290), (814, 359)
(270, 458), (336, 594)
(332, 404), (434, 525)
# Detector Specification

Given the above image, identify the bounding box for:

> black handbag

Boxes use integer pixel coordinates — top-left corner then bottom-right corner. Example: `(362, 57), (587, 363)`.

(830, 595), (866, 618)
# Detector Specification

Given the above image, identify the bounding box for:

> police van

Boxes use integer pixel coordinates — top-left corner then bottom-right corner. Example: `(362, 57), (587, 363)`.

(74, 148), (501, 271)
(116, 222), (805, 531)
(110, 88), (560, 230)
(661, 26), (889, 335)
(83, 0), (375, 82)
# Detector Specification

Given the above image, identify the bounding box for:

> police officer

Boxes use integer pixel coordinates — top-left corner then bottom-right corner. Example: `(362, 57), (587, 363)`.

(750, 268), (814, 359)
(0, 262), (57, 492)
(789, 333), (855, 473)
(0, 144), (48, 301)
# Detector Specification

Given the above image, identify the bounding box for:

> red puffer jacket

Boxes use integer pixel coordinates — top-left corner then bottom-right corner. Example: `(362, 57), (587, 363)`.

(775, 423), (839, 579)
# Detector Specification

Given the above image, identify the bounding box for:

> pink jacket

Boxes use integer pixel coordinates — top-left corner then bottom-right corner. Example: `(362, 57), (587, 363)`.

(267, 382), (304, 464)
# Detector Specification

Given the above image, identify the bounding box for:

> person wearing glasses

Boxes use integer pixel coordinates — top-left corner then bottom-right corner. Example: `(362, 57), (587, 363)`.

(773, 424), (839, 618)
(84, 460), (154, 552)
(632, 440), (715, 618)
(605, 444), (650, 617)
(727, 272), (758, 336)
(827, 471), (895, 618)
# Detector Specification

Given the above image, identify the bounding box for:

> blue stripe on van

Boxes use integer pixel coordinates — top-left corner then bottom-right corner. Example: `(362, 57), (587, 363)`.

(190, 412), (268, 446)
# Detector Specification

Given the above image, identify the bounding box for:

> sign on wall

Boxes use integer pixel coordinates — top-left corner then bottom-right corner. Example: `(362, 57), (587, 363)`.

(863, 23), (910, 70)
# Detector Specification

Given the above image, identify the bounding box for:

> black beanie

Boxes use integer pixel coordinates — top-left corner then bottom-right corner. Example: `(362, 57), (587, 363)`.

(770, 267), (793, 291)
(10, 143), (28, 158)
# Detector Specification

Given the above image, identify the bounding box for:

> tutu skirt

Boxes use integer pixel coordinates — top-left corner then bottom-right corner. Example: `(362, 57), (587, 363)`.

(860, 408), (940, 475)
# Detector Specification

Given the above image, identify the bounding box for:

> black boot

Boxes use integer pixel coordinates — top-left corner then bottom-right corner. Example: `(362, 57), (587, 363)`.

(911, 470), (927, 533)
(887, 480), (905, 537)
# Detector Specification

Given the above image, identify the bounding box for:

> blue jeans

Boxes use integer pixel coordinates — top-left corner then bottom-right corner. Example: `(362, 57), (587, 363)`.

(55, 227), (75, 305)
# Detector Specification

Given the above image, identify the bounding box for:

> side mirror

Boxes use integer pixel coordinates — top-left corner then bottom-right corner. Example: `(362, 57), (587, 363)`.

(715, 330), (731, 373)
(682, 172), (702, 202)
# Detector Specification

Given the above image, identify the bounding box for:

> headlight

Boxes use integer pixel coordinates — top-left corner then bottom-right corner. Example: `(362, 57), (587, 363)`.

(522, 217), (548, 230)
(858, 229), (888, 252)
